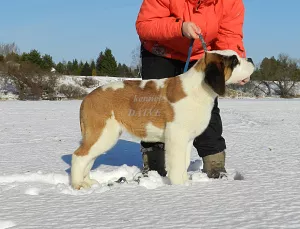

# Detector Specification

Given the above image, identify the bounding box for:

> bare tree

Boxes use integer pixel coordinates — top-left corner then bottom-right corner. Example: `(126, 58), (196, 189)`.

(253, 54), (300, 98)
(58, 84), (87, 99)
(2, 61), (60, 100)
(0, 42), (20, 56)
(251, 68), (272, 96)
(272, 54), (300, 97)
(130, 45), (141, 78)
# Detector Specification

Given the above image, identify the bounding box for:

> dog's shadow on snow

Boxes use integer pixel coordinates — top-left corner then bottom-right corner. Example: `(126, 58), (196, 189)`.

(61, 139), (143, 174)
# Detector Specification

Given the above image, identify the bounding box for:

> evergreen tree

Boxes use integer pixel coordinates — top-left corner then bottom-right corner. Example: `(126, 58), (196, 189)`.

(77, 61), (84, 75)
(0, 55), (4, 62)
(66, 61), (73, 75)
(72, 59), (79, 75)
(27, 49), (42, 67)
(61, 60), (67, 74)
(92, 68), (97, 76)
(124, 64), (134, 77)
(55, 62), (65, 74)
(90, 60), (96, 70)
(79, 61), (84, 69)
(41, 54), (54, 71)
(20, 52), (29, 62)
(117, 63), (134, 77)
(90, 60), (96, 76)
(117, 63), (123, 76)
(98, 48), (117, 76)
(96, 51), (104, 75)
(80, 62), (92, 76)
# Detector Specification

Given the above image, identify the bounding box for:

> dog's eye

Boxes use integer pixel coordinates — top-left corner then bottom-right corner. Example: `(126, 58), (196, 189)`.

(231, 55), (239, 68)
(233, 56), (238, 64)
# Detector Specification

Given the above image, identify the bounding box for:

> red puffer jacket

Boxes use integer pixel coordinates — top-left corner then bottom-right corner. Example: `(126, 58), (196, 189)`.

(136, 0), (246, 62)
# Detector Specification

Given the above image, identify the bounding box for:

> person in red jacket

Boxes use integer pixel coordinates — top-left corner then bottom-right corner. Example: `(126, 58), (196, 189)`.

(135, 0), (249, 179)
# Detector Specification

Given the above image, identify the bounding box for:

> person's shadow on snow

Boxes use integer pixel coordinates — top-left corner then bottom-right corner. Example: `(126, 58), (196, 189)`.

(61, 139), (143, 174)
(61, 139), (202, 175)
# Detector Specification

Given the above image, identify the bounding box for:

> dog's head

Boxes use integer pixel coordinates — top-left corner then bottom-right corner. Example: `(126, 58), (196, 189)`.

(197, 50), (255, 95)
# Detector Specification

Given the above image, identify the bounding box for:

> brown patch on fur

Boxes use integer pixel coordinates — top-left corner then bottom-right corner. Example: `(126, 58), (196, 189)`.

(194, 57), (206, 72)
(144, 80), (157, 90)
(123, 80), (141, 88)
(74, 77), (187, 156)
(164, 77), (187, 103)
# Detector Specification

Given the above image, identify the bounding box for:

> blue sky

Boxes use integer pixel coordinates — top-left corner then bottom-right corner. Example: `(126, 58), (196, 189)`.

(0, 0), (299, 66)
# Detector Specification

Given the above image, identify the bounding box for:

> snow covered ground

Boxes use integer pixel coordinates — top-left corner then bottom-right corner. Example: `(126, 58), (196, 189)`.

(0, 98), (300, 228)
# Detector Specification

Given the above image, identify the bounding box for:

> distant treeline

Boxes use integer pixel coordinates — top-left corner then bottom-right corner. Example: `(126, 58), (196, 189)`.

(0, 42), (139, 77)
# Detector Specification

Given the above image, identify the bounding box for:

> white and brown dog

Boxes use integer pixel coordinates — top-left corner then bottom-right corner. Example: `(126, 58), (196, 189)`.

(71, 50), (255, 190)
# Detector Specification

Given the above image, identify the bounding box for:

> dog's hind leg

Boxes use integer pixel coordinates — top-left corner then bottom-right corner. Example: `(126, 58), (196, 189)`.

(71, 152), (94, 189)
(82, 159), (98, 186)
(71, 117), (122, 190)
(165, 126), (189, 185)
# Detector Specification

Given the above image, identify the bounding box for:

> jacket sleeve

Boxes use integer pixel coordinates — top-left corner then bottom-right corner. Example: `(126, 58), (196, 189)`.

(212, 0), (246, 57)
(136, 0), (183, 41)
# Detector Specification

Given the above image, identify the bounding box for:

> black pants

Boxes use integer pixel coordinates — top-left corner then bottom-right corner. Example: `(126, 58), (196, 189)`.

(140, 46), (226, 158)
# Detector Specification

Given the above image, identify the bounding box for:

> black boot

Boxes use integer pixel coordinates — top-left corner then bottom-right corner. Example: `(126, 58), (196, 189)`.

(141, 143), (167, 177)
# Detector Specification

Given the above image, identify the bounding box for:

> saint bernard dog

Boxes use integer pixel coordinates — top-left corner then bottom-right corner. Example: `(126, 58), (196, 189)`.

(70, 50), (255, 190)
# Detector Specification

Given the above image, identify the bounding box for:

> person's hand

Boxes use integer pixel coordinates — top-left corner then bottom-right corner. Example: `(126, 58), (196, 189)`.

(182, 22), (201, 39)
(238, 77), (250, 85)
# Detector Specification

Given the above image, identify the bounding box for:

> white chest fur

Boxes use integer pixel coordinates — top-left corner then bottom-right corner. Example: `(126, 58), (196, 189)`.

(171, 96), (215, 141)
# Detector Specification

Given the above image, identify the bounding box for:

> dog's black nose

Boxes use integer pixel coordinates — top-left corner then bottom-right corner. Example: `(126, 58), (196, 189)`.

(247, 58), (254, 64)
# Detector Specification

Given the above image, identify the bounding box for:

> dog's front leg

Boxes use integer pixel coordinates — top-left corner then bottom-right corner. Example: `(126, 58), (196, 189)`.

(186, 140), (193, 170)
(165, 127), (189, 185)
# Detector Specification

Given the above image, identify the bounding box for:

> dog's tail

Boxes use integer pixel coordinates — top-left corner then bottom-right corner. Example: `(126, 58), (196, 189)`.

(79, 100), (86, 139)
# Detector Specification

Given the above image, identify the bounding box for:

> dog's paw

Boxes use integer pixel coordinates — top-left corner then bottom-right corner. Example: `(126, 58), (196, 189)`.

(71, 183), (83, 190)
(71, 179), (99, 190)
(169, 171), (189, 185)
(71, 182), (92, 190)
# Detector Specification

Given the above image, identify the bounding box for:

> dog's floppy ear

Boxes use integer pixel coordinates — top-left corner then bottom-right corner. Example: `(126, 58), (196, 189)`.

(204, 52), (226, 96)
